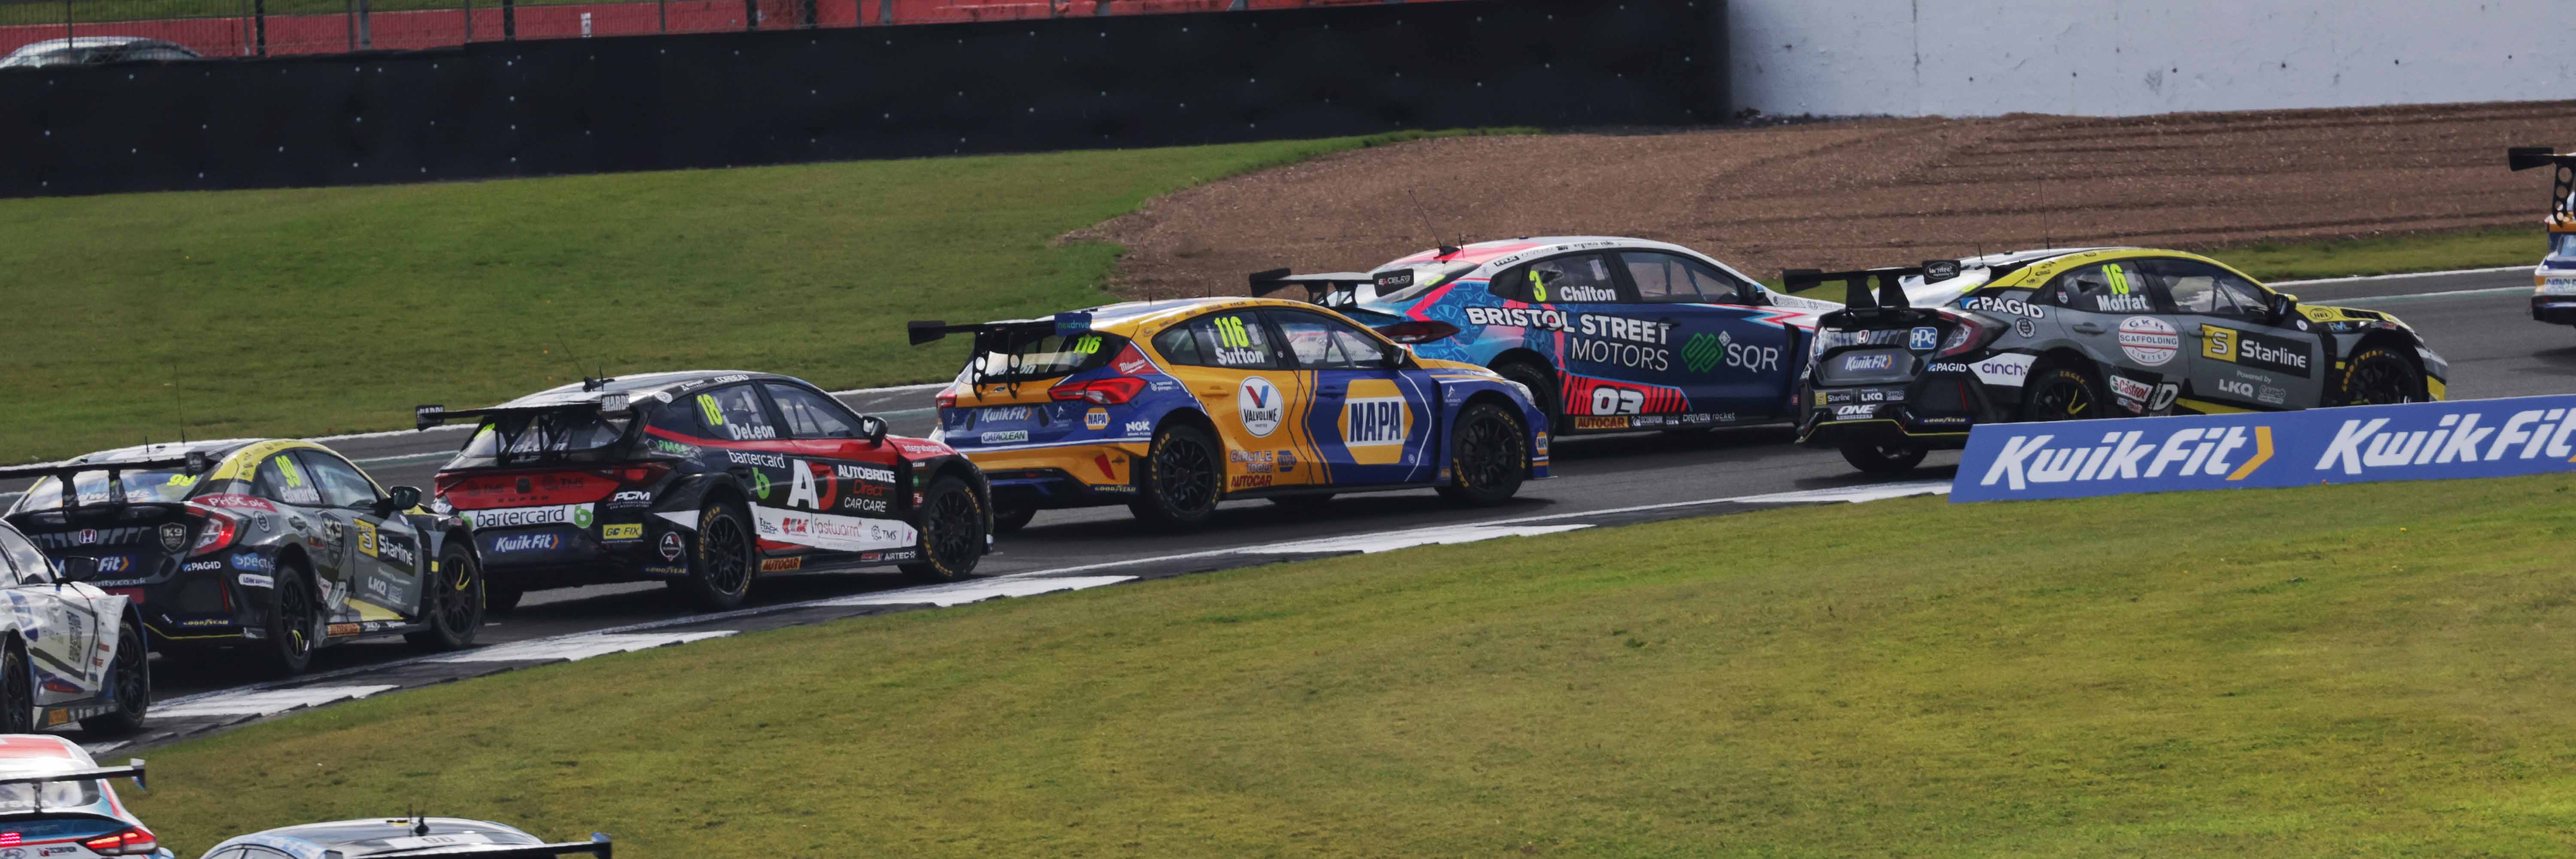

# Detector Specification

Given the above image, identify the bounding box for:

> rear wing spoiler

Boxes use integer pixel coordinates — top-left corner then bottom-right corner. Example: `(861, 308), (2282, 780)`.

(906, 313), (1100, 390)
(0, 760), (146, 816)
(0, 457), (207, 511)
(414, 399), (635, 432)
(1780, 260), (1961, 315)
(1249, 269), (1378, 307)
(355, 835), (612, 859)
(2509, 146), (2576, 216)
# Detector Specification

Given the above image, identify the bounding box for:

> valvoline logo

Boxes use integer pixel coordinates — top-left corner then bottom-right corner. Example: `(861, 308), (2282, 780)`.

(1238, 377), (1282, 437)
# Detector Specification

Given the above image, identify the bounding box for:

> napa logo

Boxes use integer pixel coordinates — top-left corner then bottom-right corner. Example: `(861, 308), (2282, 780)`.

(1237, 376), (1283, 438)
(1339, 380), (1414, 466)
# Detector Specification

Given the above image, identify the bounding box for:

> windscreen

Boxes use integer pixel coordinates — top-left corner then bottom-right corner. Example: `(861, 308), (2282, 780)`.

(9, 468), (199, 513)
(970, 331), (1128, 385)
(2552, 233), (2576, 257)
(444, 410), (635, 469)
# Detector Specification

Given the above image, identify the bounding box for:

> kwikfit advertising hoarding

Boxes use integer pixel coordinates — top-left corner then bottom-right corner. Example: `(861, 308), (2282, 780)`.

(1951, 395), (2576, 502)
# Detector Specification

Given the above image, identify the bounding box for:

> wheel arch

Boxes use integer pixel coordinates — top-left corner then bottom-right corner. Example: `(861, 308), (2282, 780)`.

(1457, 390), (1540, 475)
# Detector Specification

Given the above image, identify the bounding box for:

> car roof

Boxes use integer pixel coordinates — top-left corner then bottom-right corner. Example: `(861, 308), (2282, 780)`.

(0, 735), (94, 768)
(9, 36), (167, 51)
(59, 438), (264, 466)
(491, 370), (788, 409)
(965, 296), (1332, 336)
(220, 818), (541, 856)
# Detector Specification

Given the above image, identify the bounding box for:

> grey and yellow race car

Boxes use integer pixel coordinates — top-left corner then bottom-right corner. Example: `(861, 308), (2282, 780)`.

(2, 440), (483, 677)
(1789, 247), (2449, 473)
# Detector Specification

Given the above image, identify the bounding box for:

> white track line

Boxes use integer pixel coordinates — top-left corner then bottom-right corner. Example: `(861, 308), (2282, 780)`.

(2269, 265), (2528, 287)
(2330, 285), (2531, 304)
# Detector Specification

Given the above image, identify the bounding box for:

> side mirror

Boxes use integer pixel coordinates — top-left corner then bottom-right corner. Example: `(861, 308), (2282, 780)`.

(383, 486), (424, 514)
(2268, 292), (2298, 324)
(54, 556), (97, 583)
(858, 416), (890, 445)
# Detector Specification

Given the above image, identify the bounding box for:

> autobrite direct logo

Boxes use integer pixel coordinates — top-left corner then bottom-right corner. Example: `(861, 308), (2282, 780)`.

(1951, 395), (2576, 503)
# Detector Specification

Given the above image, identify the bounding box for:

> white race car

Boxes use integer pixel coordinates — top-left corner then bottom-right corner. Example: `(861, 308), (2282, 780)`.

(0, 735), (162, 858)
(0, 510), (152, 735)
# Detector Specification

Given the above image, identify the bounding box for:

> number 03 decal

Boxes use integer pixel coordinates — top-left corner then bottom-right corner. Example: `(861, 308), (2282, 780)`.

(1590, 387), (1644, 416)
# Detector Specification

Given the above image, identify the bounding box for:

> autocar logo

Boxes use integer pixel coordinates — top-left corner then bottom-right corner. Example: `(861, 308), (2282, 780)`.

(1238, 377), (1283, 437)
(2117, 316), (2181, 367)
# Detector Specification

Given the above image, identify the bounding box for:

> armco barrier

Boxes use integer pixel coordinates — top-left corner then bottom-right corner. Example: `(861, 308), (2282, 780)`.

(1950, 395), (2576, 503)
(0, 0), (1727, 198)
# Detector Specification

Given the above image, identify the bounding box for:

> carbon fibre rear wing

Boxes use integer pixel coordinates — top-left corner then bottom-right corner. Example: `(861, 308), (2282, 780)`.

(1781, 260), (1960, 313)
(413, 400), (633, 432)
(362, 835), (612, 859)
(0, 760), (146, 816)
(0, 457), (207, 511)
(2508, 146), (2576, 216)
(1248, 269), (1377, 307)
(906, 313), (1098, 391)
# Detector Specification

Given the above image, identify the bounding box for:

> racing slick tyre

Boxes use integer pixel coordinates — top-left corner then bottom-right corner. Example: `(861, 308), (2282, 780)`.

(485, 583), (525, 614)
(1437, 402), (1528, 507)
(1494, 361), (1564, 435)
(2020, 363), (2111, 422)
(79, 618), (150, 736)
(1839, 441), (1929, 474)
(2337, 346), (2428, 406)
(902, 477), (987, 583)
(991, 506), (1038, 534)
(674, 501), (756, 610)
(405, 542), (485, 652)
(264, 565), (319, 677)
(1130, 424), (1224, 530)
(0, 642), (29, 734)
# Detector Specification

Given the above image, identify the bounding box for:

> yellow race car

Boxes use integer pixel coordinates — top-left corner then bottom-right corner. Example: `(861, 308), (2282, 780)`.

(908, 297), (1552, 530)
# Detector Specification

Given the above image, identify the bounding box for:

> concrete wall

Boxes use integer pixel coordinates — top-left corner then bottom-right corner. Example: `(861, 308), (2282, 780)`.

(1732, 0), (2572, 117)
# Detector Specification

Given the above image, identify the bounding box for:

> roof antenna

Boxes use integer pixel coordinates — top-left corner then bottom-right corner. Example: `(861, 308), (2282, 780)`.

(1406, 189), (1461, 258)
(557, 337), (608, 392)
(167, 367), (189, 445)
(412, 808), (429, 837)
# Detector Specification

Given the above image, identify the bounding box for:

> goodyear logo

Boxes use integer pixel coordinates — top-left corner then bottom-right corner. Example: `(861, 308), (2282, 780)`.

(1954, 396), (2576, 503)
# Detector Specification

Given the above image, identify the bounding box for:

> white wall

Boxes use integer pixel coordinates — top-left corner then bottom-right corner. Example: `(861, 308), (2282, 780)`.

(1731, 0), (2576, 117)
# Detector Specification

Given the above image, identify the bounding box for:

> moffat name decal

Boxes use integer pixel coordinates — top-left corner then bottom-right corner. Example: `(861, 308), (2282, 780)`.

(1952, 396), (2576, 503)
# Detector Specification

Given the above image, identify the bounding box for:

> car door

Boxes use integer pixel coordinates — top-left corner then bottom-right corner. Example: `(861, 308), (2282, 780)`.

(2148, 258), (2325, 410)
(249, 450), (348, 607)
(1149, 307), (1318, 492)
(1611, 249), (1792, 422)
(762, 382), (914, 565)
(2035, 259), (2186, 416)
(687, 383), (808, 563)
(1269, 308), (1440, 487)
(0, 526), (96, 704)
(1493, 252), (1674, 427)
(295, 450), (426, 625)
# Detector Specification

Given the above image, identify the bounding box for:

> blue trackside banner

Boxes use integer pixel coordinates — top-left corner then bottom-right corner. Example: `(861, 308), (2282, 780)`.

(1950, 395), (2576, 503)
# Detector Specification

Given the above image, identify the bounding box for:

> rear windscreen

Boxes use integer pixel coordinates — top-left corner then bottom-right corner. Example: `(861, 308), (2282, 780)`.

(445, 410), (635, 469)
(0, 779), (103, 813)
(10, 468), (198, 513)
(971, 331), (1129, 385)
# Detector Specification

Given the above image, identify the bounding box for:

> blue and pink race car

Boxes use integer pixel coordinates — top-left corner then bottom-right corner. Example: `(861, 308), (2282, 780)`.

(1257, 237), (1841, 435)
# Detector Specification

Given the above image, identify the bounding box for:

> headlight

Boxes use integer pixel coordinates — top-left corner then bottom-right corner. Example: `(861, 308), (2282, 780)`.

(2538, 277), (2576, 296)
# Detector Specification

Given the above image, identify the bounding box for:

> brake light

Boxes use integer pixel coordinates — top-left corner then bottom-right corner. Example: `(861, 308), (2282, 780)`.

(934, 386), (959, 409)
(185, 507), (240, 557)
(1051, 377), (1147, 406)
(82, 826), (158, 855)
(1373, 320), (1463, 345)
(611, 463), (671, 486)
(1933, 310), (2007, 359)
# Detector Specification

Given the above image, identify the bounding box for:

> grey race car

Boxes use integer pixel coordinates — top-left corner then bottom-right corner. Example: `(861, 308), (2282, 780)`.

(1789, 247), (2451, 473)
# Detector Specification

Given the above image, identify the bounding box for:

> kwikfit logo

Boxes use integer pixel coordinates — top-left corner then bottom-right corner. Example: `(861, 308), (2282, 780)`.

(1980, 426), (2269, 491)
(2315, 408), (2576, 474)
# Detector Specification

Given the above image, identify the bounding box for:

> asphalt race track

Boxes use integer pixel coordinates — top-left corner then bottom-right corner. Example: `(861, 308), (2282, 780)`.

(8, 266), (2570, 749)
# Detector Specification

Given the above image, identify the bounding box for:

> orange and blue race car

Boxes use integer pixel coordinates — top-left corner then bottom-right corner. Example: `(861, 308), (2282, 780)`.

(908, 297), (1551, 531)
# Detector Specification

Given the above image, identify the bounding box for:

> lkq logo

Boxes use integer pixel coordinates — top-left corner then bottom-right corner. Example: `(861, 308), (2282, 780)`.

(2218, 377), (2256, 398)
(1237, 377), (1283, 437)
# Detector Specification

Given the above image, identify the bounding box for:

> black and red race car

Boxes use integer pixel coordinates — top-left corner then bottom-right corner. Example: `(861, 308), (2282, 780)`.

(416, 370), (991, 611)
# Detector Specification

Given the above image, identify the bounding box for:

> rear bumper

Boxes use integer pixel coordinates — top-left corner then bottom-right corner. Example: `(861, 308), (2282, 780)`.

(2534, 296), (2576, 325)
(959, 442), (1150, 511)
(1796, 372), (2005, 450)
(471, 519), (696, 589)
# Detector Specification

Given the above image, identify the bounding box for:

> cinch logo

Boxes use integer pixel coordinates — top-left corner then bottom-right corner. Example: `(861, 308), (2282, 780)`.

(1979, 426), (2273, 491)
(1238, 377), (1282, 437)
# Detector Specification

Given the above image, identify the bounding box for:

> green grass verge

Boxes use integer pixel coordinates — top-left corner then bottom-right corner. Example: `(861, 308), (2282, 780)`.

(124, 473), (2576, 856)
(0, 130), (1524, 464)
(1781, 226), (2542, 298)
